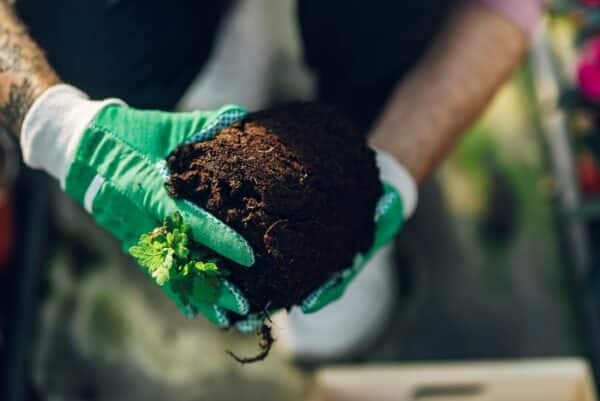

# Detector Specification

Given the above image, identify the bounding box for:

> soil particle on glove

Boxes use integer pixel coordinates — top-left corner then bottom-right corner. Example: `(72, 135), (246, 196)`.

(166, 103), (381, 313)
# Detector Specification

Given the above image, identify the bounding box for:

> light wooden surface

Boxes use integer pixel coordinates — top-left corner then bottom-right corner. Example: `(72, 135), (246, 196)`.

(309, 359), (596, 401)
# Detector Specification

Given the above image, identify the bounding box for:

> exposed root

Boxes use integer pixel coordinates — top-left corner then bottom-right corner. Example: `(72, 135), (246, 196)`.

(226, 324), (275, 364)
(262, 301), (273, 324)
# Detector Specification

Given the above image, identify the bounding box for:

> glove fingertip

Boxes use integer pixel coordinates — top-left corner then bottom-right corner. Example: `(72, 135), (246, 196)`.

(229, 244), (255, 268)
(218, 280), (250, 315)
(213, 306), (231, 328)
(301, 286), (345, 314)
(198, 303), (230, 328)
(302, 294), (341, 314)
(180, 304), (197, 319)
(234, 314), (264, 335)
(177, 200), (256, 267)
(373, 187), (404, 250)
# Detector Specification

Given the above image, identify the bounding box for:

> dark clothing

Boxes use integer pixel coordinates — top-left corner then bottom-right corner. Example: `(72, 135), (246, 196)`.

(298, 0), (455, 131)
(16, 0), (454, 130)
(17, 0), (229, 110)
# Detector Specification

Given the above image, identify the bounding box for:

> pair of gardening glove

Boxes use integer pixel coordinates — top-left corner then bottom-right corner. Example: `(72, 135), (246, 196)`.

(20, 84), (417, 331)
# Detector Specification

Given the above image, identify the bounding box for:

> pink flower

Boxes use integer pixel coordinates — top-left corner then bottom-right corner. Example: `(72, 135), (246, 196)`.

(578, 37), (600, 103)
(580, 0), (600, 6)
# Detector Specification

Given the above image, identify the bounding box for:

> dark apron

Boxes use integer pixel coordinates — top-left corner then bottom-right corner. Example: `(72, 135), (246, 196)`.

(16, 0), (454, 129)
(298, 0), (456, 131)
(16, 0), (230, 110)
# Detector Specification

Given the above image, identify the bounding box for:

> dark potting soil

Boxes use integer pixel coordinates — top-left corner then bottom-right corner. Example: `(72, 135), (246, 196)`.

(166, 103), (381, 314)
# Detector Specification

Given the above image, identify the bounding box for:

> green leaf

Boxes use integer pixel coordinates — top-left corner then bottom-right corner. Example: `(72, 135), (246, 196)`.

(129, 243), (165, 272)
(129, 212), (225, 303)
(181, 262), (191, 277)
(194, 261), (219, 275)
(151, 266), (170, 286)
(192, 274), (220, 303)
(169, 229), (189, 260)
(166, 211), (185, 231)
(164, 248), (175, 270)
(180, 222), (191, 235)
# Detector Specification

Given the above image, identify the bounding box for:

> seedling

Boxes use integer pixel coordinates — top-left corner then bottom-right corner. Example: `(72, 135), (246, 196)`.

(129, 212), (224, 305)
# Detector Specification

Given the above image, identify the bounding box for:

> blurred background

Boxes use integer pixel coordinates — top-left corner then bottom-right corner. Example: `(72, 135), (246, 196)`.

(3, 0), (600, 400)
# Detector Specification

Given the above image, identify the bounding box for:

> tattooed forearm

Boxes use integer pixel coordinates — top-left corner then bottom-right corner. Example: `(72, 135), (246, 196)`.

(0, 78), (34, 134)
(0, 2), (60, 137)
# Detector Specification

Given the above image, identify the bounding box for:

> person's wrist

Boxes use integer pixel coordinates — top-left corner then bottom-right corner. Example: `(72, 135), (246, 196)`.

(372, 147), (418, 219)
(20, 84), (124, 187)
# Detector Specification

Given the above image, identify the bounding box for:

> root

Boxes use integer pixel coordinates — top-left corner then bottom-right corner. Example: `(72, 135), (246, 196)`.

(226, 324), (275, 364)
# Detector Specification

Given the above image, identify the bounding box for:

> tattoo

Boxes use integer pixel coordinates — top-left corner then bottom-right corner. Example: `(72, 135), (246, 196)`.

(0, 2), (59, 137)
(0, 78), (34, 135)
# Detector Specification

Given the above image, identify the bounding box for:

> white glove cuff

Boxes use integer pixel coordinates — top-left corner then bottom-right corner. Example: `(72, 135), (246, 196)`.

(373, 148), (418, 219)
(20, 84), (125, 187)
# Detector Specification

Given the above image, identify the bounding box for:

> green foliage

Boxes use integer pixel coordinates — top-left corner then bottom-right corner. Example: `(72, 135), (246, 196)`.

(129, 212), (224, 304)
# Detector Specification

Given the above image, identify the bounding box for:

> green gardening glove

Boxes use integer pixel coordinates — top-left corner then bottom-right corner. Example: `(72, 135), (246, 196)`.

(20, 84), (253, 327)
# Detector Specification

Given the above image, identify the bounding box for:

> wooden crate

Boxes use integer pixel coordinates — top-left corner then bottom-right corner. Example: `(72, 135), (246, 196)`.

(309, 359), (596, 401)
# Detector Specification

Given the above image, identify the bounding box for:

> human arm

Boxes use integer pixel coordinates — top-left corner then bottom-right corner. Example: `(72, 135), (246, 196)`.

(368, 0), (538, 183)
(297, 0), (544, 315)
(0, 3), (255, 326)
(0, 1), (59, 138)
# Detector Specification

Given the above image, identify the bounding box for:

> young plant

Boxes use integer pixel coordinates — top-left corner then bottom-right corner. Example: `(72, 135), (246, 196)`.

(130, 212), (274, 364)
(129, 212), (224, 305)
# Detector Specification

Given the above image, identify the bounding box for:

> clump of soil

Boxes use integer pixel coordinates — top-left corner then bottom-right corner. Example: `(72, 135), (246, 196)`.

(166, 103), (381, 314)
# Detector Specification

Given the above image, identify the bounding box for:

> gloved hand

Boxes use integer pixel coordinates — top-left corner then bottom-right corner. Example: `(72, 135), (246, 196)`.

(300, 149), (417, 312)
(234, 148), (418, 334)
(20, 84), (254, 327)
